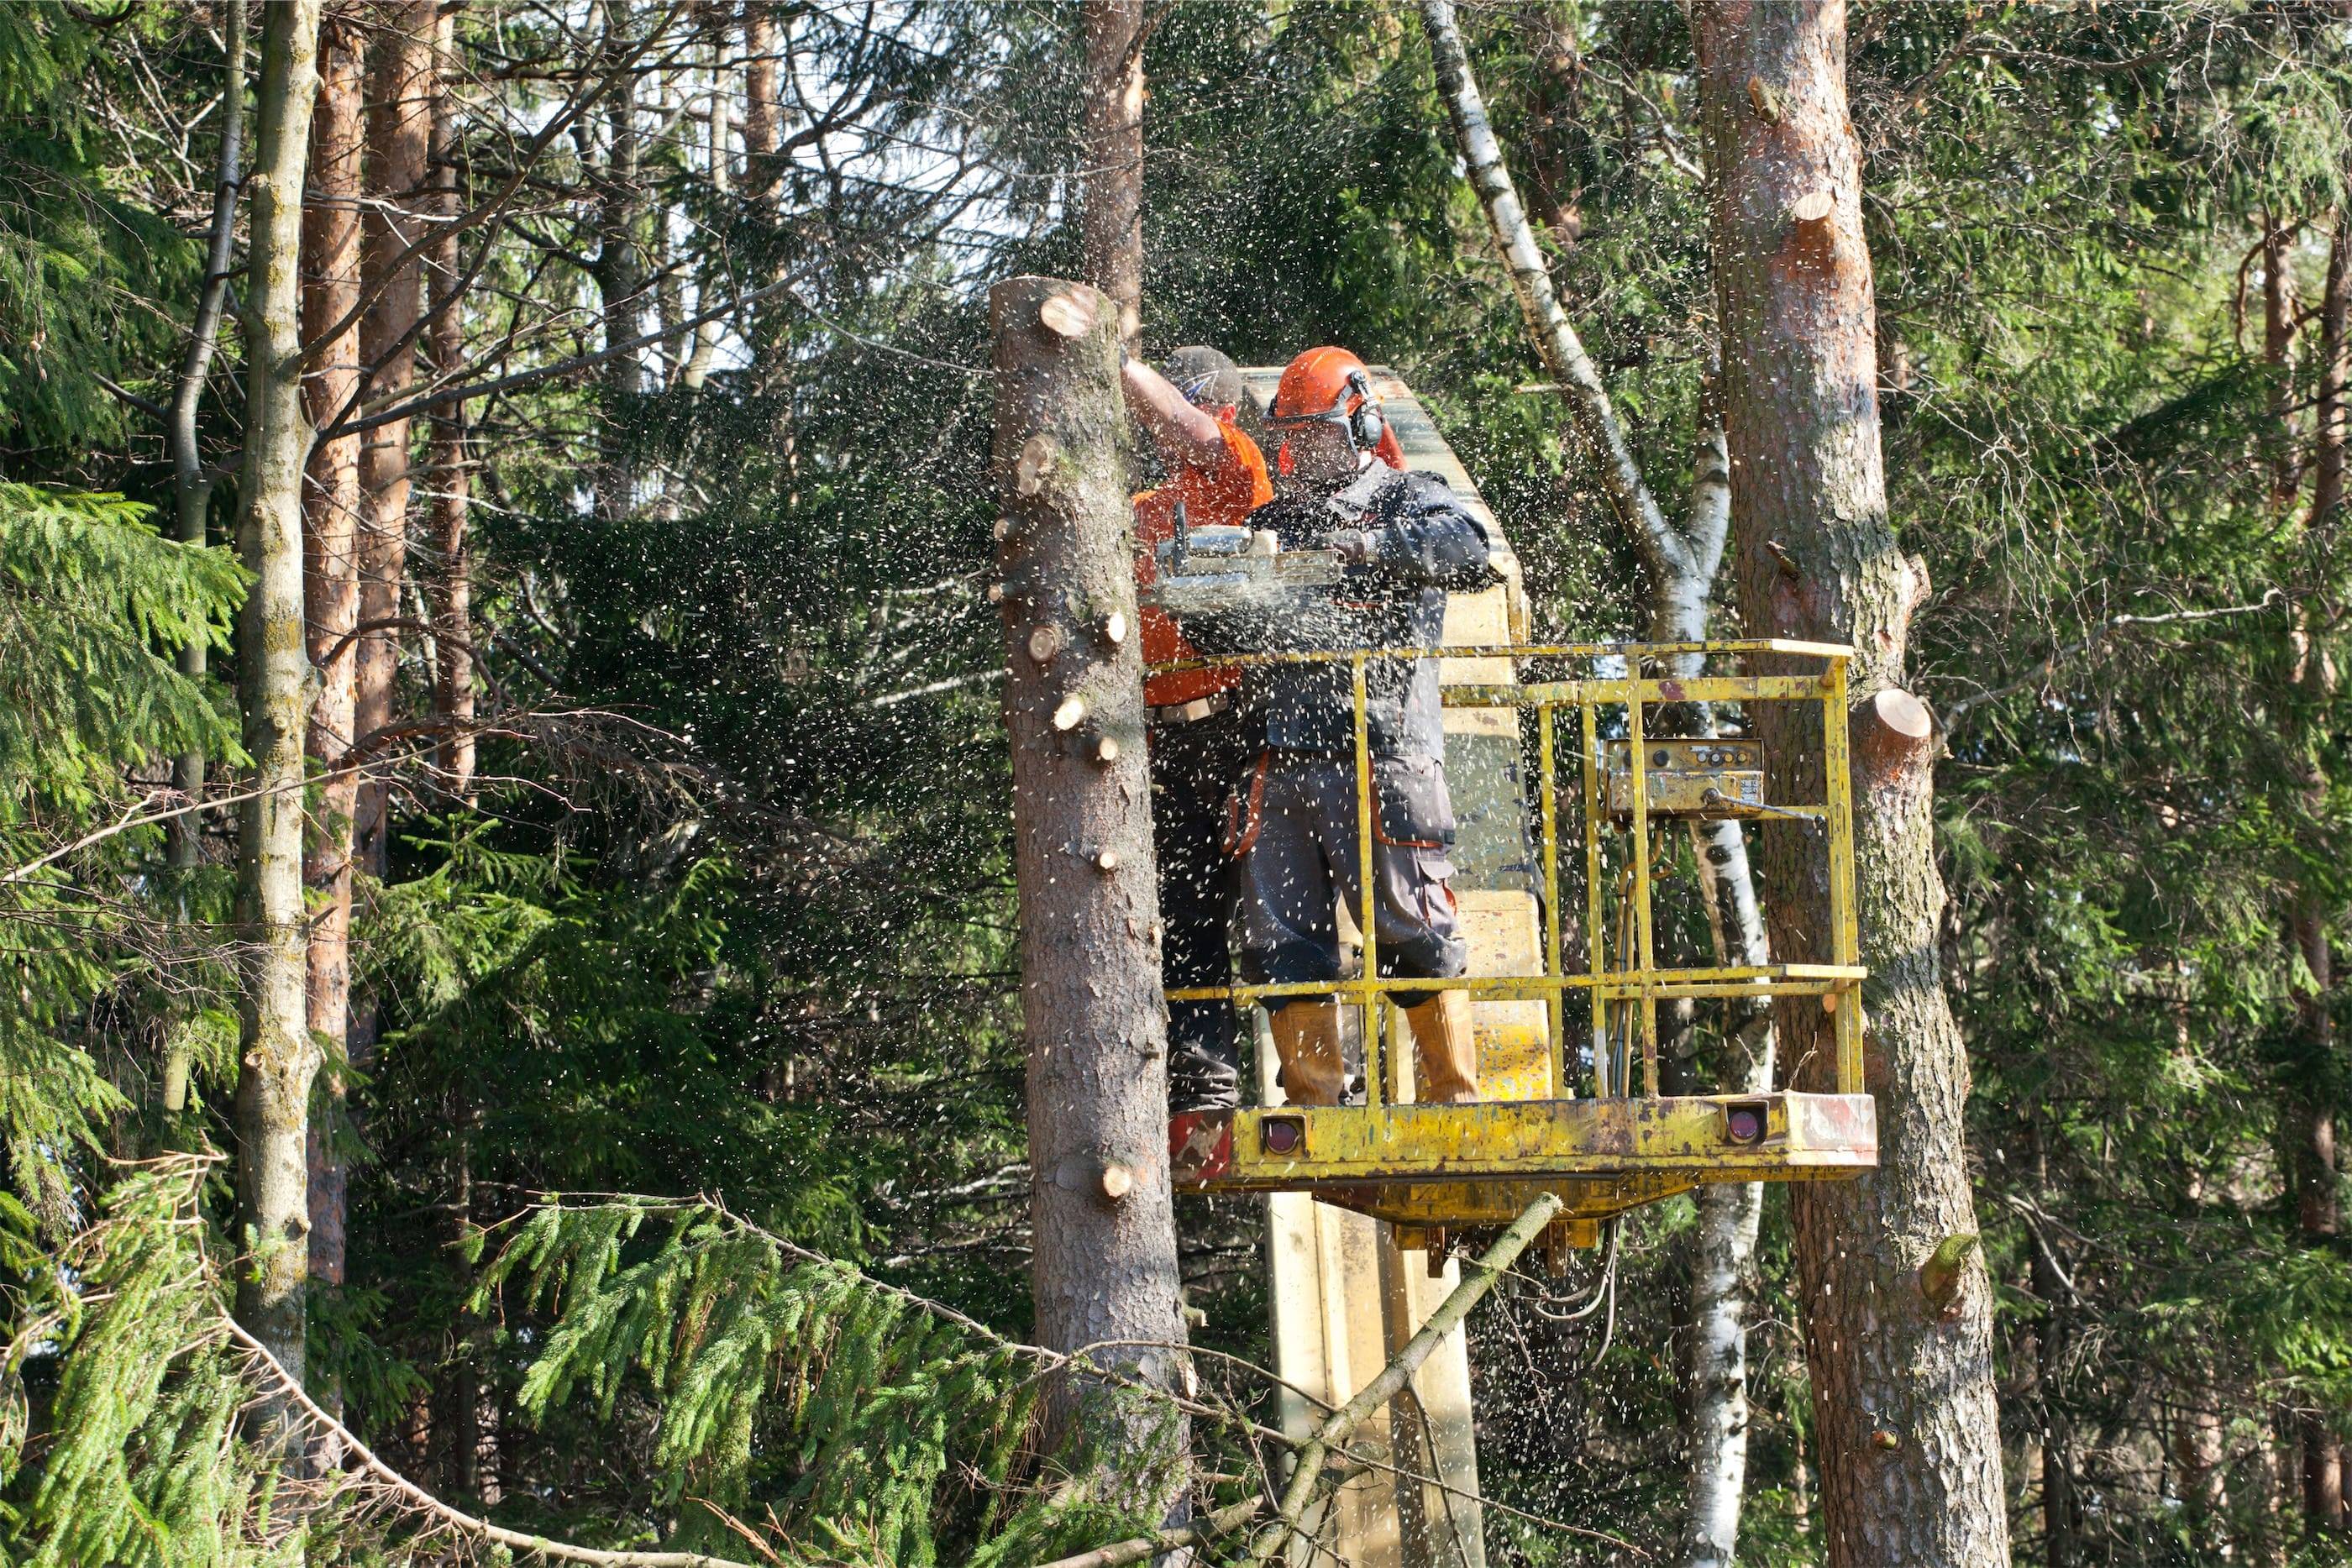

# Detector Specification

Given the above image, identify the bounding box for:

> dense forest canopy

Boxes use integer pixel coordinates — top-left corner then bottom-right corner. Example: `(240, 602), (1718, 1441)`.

(0, 1), (2347, 1565)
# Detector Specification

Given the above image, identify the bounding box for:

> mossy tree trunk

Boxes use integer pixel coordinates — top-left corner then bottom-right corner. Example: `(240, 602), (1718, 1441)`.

(234, 0), (326, 1454)
(990, 274), (1189, 1522)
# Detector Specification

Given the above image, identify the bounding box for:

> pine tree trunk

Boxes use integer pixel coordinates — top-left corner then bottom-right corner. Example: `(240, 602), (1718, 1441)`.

(425, 4), (475, 795)
(1413, 11), (1776, 1555)
(1689, 3), (2010, 1564)
(301, 2), (366, 1303)
(234, 0), (325, 1452)
(1079, 0), (1143, 347)
(353, 0), (434, 878)
(990, 275), (1189, 1519)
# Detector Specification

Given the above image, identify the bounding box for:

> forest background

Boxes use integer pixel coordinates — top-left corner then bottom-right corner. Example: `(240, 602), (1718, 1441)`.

(2, 0), (2350, 1565)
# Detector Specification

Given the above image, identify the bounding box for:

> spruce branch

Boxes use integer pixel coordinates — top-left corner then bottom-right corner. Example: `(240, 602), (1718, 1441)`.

(220, 1312), (762, 1568)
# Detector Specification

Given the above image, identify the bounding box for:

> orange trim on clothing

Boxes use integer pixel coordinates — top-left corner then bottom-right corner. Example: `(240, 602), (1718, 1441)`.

(1134, 417), (1273, 708)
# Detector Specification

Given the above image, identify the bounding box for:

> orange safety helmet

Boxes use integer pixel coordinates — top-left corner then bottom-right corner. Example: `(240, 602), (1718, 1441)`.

(1269, 346), (1387, 452)
(1268, 346), (1407, 474)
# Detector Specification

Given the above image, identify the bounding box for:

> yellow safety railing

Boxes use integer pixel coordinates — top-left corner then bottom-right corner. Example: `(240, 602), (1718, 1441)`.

(1153, 639), (1866, 1108)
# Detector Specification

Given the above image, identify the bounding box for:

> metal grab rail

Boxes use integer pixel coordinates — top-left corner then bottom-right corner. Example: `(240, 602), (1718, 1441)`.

(1149, 640), (1865, 1105)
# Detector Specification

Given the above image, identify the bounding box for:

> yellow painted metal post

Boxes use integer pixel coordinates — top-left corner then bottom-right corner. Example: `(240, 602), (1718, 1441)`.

(1579, 698), (1605, 1096)
(1626, 685), (1658, 1096)
(1353, 653), (1381, 1108)
(1821, 654), (1864, 1093)
(1537, 702), (1564, 1093)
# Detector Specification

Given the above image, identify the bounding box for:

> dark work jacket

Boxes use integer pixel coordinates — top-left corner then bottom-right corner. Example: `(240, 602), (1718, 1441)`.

(1207, 464), (1498, 759)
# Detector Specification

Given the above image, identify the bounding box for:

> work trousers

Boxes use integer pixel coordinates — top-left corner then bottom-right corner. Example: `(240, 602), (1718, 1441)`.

(1151, 706), (1254, 1113)
(1228, 753), (1467, 1001)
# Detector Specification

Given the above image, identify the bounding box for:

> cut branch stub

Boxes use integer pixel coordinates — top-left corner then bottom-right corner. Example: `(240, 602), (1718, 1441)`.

(1038, 287), (1101, 340)
(1854, 686), (1935, 791)
(1015, 435), (1058, 497)
(1100, 610), (1128, 647)
(1053, 695), (1088, 732)
(1091, 734), (1121, 765)
(1027, 624), (1064, 664)
(1100, 1162), (1134, 1200)
(1788, 190), (1835, 228)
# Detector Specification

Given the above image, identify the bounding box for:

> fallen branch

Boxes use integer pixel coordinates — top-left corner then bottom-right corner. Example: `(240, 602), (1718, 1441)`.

(1245, 1193), (1565, 1566)
(1023, 1496), (1266, 1568)
(1939, 590), (2285, 733)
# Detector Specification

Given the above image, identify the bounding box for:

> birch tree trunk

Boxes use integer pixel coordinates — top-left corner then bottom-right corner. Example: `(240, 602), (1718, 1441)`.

(234, 0), (325, 1450)
(301, 2), (366, 1302)
(1079, 0), (1144, 348)
(1690, 3), (2009, 1563)
(1415, 8), (1774, 1559)
(1676, 406), (1779, 1568)
(990, 275), (1189, 1521)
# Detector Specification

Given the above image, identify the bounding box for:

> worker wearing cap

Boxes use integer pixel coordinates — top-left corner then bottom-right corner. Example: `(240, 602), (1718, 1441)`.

(1217, 347), (1496, 1107)
(1123, 347), (1273, 1114)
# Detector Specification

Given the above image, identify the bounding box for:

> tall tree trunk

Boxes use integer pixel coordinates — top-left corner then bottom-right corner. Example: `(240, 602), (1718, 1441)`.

(741, 1), (778, 199)
(1689, 3), (2010, 1565)
(2289, 193), (2347, 1534)
(167, 0), (247, 873)
(234, 0), (325, 1451)
(1676, 398), (1779, 1568)
(990, 275), (1189, 1520)
(301, 3), (366, 1303)
(425, 3), (475, 796)
(1078, 0), (1143, 347)
(592, 57), (643, 525)
(1415, 9), (1775, 1558)
(353, 0), (435, 878)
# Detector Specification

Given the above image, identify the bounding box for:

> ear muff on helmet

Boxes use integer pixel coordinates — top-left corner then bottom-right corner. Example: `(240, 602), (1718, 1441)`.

(1342, 369), (1384, 452)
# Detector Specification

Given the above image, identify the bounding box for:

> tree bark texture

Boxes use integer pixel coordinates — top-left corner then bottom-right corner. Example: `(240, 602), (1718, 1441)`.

(234, 0), (326, 1446)
(741, 2), (779, 202)
(168, 0), (247, 871)
(591, 48), (643, 525)
(1415, 11), (1777, 1555)
(354, 0), (435, 878)
(1690, 3), (2010, 1565)
(301, 2), (366, 1296)
(1079, 0), (1144, 348)
(1677, 410), (1777, 1568)
(990, 275), (1189, 1517)
(426, 4), (475, 794)
(2288, 191), (2348, 1534)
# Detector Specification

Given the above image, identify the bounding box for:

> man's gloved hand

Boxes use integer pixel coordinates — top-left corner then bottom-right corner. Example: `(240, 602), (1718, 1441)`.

(1326, 527), (1382, 565)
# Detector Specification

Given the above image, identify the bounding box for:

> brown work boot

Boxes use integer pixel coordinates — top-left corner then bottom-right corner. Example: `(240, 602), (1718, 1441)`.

(1404, 990), (1481, 1104)
(1269, 1001), (1345, 1106)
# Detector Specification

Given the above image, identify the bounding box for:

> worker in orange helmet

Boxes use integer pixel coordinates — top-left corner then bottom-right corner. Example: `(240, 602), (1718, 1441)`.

(1215, 347), (1497, 1107)
(1123, 346), (1273, 1114)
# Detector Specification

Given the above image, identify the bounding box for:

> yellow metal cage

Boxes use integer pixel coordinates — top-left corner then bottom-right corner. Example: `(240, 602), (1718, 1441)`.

(1163, 638), (1877, 1251)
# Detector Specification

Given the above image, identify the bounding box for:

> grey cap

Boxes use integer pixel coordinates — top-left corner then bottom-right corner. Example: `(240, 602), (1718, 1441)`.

(1162, 345), (1249, 410)
(1162, 344), (1269, 447)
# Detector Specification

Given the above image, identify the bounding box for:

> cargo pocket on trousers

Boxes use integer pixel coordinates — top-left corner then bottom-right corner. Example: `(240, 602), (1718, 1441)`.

(1373, 755), (1457, 849)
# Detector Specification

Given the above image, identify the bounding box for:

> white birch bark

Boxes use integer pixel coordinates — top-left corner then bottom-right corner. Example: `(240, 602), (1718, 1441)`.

(1415, 8), (1773, 1560)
